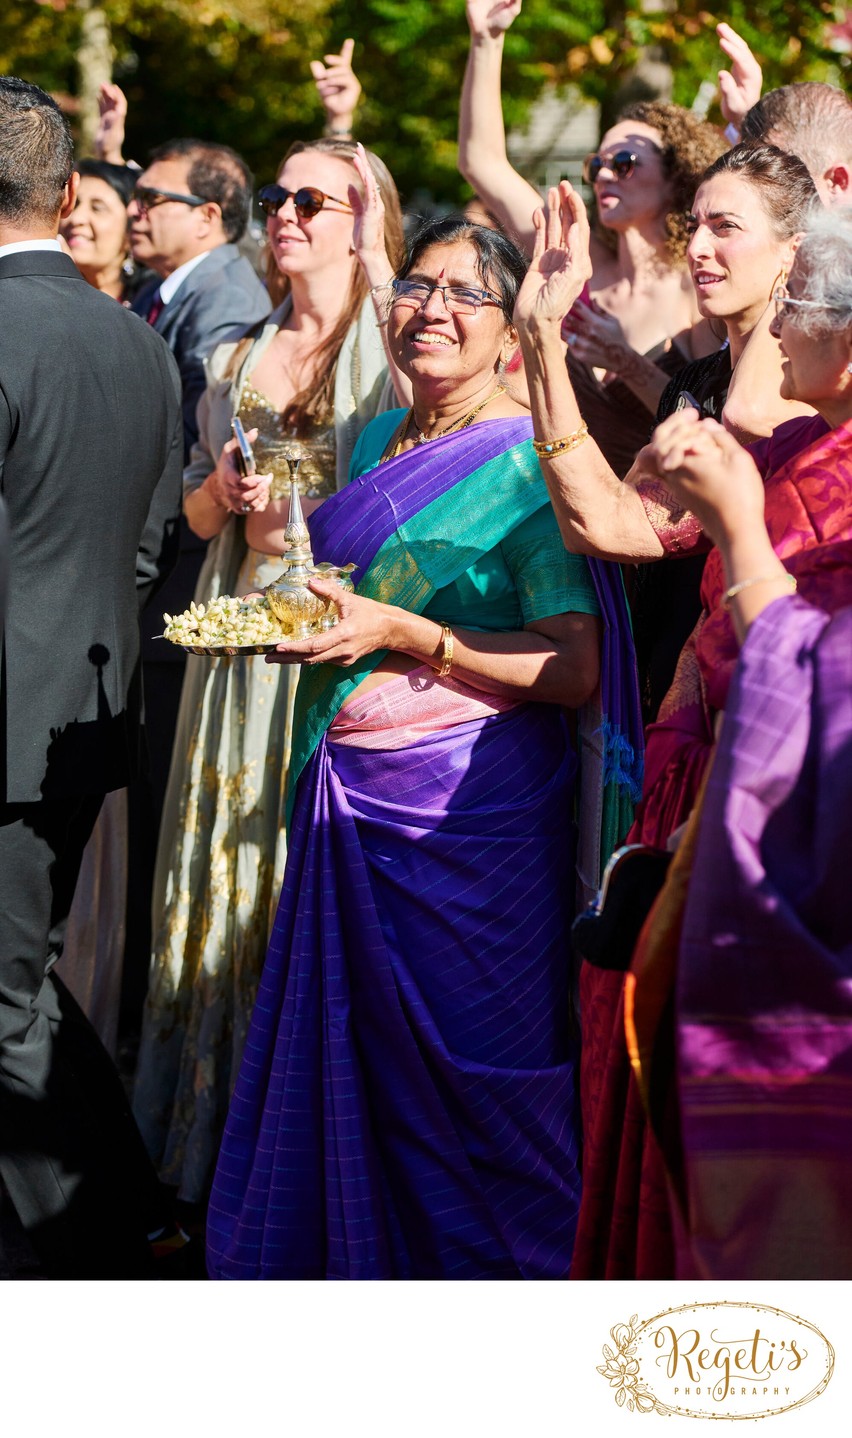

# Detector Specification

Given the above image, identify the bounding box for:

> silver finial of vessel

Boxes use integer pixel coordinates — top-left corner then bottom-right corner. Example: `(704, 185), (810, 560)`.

(281, 451), (312, 560)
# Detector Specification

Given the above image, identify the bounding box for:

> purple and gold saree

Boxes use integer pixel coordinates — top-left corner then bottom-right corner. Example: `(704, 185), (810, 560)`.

(206, 417), (641, 1280)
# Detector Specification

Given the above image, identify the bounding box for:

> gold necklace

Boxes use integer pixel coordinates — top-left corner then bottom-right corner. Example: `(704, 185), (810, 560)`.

(388, 385), (505, 459)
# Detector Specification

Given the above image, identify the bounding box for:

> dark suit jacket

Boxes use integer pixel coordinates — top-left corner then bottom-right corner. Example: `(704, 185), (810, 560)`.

(0, 492), (7, 638)
(0, 250), (183, 804)
(131, 242), (270, 460)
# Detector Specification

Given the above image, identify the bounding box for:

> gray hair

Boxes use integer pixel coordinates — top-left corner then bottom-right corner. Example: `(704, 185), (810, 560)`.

(742, 83), (852, 184)
(789, 207), (852, 334)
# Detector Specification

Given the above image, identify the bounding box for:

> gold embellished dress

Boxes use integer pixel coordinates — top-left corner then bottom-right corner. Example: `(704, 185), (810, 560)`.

(133, 296), (392, 1203)
(133, 390), (338, 1202)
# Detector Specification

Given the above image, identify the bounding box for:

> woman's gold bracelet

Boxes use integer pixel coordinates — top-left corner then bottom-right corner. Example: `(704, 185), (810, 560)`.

(437, 622), (454, 678)
(532, 424), (589, 458)
(722, 572), (797, 608)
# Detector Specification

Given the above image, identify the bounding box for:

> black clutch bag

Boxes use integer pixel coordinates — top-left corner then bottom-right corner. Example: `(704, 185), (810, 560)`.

(572, 844), (672, 972)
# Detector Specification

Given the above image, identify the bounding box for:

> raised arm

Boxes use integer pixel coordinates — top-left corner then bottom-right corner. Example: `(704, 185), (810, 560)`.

(311, 37), (362, 138)
(94, 82), (128, 165)
(349, 143), (412, 405)
(514, 184), (666, 560)
(459, 1), (543, 254)
(716, 23), (763, 140)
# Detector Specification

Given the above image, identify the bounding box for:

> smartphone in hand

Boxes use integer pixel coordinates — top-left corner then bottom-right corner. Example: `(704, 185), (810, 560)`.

(231, 416), (257, 477)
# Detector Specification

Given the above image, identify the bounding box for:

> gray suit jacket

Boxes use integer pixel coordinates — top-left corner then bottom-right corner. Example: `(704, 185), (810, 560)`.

(132, 242), (271, 461)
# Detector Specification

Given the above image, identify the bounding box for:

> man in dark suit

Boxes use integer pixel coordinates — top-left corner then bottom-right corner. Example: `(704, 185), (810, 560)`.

(0, 77), (184, 1277)
(124, 144), (270, 1020)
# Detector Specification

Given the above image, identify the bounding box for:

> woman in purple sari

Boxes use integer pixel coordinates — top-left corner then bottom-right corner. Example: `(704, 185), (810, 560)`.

(206, 217), (642, 1279)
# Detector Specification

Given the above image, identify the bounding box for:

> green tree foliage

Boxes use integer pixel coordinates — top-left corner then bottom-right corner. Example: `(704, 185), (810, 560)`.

(0, 0), (848, 205)
(559, 1), (846, 118)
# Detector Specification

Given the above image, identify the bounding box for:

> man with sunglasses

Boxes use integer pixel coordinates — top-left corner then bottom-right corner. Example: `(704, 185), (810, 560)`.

(128, 139), (270, 955)
(129, 138), (270, 461)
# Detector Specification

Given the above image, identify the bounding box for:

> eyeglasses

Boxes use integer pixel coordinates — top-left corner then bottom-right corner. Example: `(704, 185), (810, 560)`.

(389, 278), (502, 316)
(258, 184), (352, 220)
(582, 150), (639, 185)
(132, 186), (209, 215)
(773, 284), (848, 323)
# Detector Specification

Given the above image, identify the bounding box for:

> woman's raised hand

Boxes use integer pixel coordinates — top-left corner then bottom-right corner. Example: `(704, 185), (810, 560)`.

(514, 182), (592, 335)
(716, 23), (763, 133)
(310, 37), (362, 131)
(266, 580), (395, 667)
(208, 429), (272, 514)
(466, 0), (523, 38)
(645, 411), (764, 546)
(350, 142), (392, 289)
(95, 82), (128, 164)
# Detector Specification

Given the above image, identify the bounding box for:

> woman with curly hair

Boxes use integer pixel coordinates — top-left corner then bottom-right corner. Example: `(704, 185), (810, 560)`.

(459, 0), (726, 480)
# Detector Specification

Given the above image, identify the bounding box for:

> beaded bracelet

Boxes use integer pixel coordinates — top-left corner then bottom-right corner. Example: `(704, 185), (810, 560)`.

(532, 423), (589, 458)
(722, 572), (797, 607)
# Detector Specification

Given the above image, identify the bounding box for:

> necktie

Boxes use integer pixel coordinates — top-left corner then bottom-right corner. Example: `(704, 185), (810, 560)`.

(146, 288), (164, 326)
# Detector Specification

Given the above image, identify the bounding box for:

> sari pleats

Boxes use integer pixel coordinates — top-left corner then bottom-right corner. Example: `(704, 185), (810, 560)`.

(207, 704), (583, 1279)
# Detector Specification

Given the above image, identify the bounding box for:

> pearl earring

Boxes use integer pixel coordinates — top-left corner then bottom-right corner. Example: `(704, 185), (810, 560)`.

(847, 362), (852, 375)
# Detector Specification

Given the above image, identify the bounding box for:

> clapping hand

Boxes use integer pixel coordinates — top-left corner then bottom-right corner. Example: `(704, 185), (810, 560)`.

(716, 23), (763, 134)
(466, 0), (523, 38)
(310, 38), (361, 131)
(95, 82), (128, 164)
(349, 142), (388, 279)
(645, 411), (763, 545)
(513, 182), (593, 336)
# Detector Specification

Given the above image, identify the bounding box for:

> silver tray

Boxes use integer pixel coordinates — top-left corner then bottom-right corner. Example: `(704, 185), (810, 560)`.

(177, 641), (284, 657)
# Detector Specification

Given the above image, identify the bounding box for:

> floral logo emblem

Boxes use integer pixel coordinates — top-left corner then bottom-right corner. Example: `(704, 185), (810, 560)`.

(596, 1303), (834, 1420)
(597, 1315), (669, 1415)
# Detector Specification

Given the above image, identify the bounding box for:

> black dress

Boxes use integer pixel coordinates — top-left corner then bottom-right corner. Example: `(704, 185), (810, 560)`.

(631, 345), (733, 725)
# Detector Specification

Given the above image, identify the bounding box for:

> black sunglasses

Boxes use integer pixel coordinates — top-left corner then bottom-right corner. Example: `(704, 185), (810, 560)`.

(258, 183), (353, 220)
(582, 150), (638, 185)
(132, 186), (209, 214)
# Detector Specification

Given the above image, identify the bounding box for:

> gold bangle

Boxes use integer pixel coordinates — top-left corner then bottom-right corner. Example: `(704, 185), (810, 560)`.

(722, 572), (797, 608)
(437, 622), (454, 678)
(532, 424), (589, 458)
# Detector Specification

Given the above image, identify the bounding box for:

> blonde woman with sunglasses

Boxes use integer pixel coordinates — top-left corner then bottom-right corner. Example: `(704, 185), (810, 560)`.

(132, 135), (407, 1209)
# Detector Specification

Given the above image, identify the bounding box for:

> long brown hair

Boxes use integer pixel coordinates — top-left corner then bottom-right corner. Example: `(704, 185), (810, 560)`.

(264, 138), (405, 434)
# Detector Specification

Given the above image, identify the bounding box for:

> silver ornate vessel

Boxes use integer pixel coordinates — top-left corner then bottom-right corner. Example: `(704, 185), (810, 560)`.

(264, 453), (356, 637)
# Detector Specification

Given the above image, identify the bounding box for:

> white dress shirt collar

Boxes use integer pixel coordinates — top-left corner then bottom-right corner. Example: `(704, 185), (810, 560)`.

(159, 250), (212, 305)
(0, 238), (63, 260)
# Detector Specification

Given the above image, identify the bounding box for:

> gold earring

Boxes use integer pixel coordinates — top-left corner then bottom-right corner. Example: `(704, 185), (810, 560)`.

(771, 267), (788, 301)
